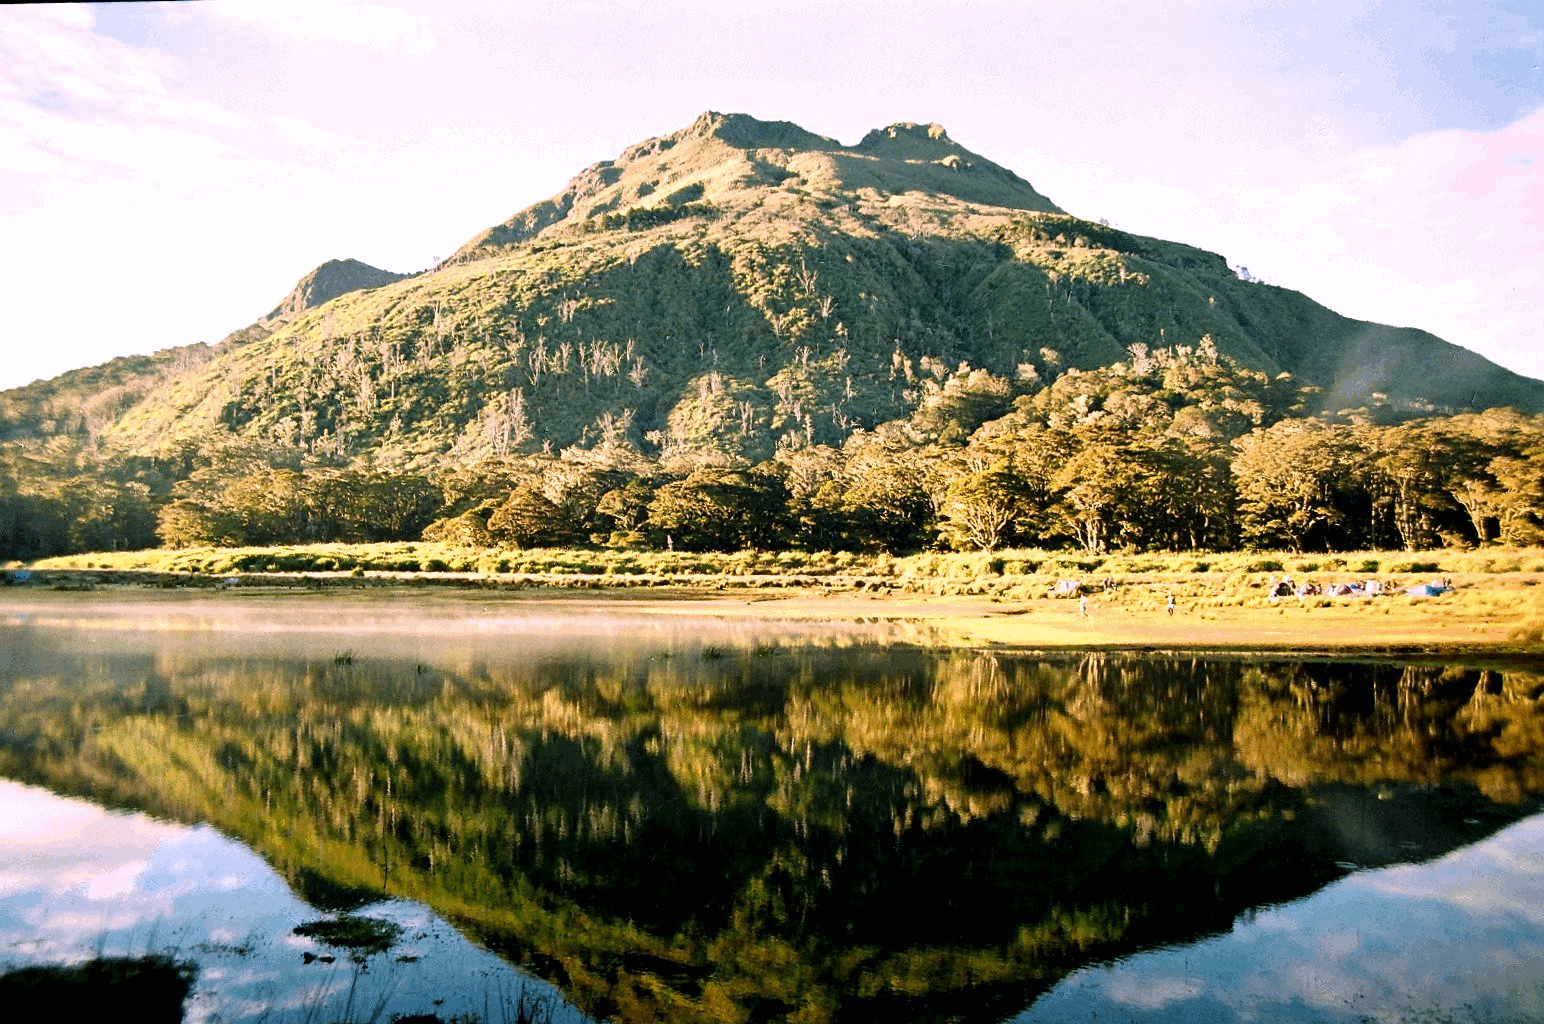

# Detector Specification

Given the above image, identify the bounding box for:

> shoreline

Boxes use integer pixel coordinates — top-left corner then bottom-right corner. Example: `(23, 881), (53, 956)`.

(5, 566), (1539, 658)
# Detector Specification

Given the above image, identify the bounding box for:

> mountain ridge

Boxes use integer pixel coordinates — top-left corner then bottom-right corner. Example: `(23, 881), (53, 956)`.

(7, 111), (1543, 461)
(447, 111), (1063, 264)
(261, 257), (411, 326)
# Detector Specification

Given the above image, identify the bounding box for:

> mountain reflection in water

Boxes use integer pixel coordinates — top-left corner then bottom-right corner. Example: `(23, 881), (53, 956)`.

(2, 593), (1543, 1023)
(1020, 811), (1544, 1023)
(0, 778), (582, 1024)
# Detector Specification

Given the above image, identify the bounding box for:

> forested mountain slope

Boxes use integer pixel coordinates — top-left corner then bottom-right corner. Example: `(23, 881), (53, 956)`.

(10, 110), (1542, 463)
(4, 112), (1544, 561)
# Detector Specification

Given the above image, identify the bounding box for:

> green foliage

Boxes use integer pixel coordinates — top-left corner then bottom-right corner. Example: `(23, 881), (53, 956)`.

(156, 464), (439, 549)
(487, 485), (579, 548)
(646, 467), (791, 551)
(596, 201), (718, 232)
(7, 114), (1544, 563)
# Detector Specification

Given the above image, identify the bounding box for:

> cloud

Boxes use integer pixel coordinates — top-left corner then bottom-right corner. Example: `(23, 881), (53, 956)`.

(1025, 103), (1544, 383)
(1223, 105), (1544, 378)
(0, 6), (379, 385)
(1018, 814), (1544, 1024)
(0, 6), (254, 200)
(207, 0), (436, 54)
(268, 114), (349, 151)
(0, 6), (172, 109)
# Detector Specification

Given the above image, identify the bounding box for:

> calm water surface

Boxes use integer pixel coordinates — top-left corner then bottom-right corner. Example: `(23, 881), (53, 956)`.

(3, 591), (1543, 1023)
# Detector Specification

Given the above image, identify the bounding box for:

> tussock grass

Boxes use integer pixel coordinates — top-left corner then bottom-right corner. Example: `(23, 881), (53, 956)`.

(26, 544), (1544, 617)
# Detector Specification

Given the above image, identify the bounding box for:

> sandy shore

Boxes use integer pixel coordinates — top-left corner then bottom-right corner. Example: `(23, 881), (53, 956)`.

(566, 590), (1526, 655)
(6, 567), (1537, 656)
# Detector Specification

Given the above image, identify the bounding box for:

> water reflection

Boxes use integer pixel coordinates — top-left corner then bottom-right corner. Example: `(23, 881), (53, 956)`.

(1020, 812), (1544, 1023)
(2, 593), (1543, 1023)
(0, 778), (582, 1024)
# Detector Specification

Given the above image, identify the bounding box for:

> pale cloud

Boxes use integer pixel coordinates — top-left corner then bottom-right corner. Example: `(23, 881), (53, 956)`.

(1220, 106), (1544, 378)
(208, 0), (436, 55)
(1026, 104), (1544, 383)
(0, 4), (378, 385)
(0, 6), (172, 105)
(135, 94), (256, 131)
(1, 5), (247, 197)
(268, 114), (348, 151)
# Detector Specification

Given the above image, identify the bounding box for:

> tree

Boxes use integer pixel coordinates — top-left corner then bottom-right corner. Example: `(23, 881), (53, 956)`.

(1052, 439), (1139, 554)
(646, 468), (790, 551)
(940, 463), (1022, 551)
(1232, 422), (1359, 552)
(596, 478), (657, 537)
(487, 485), (578, 548)
(1365, 425), (1451, 551)
(839, 429), (935, 551)
(1490, 452), (1544, 545)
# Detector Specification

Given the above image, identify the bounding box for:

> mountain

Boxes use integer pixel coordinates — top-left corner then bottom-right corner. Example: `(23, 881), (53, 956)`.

(260, 258), (411, 327)
(0, 258), (407, 442)
(449, 112), (1062, 262)
(15, 112), (1544, 462)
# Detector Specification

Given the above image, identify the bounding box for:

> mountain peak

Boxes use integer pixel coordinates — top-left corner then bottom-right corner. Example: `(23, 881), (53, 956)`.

(684, 110), (837, 151)
(262, 258), (408, 326)
(450, 112), (1062, 262)
(855, 121), (955, 155)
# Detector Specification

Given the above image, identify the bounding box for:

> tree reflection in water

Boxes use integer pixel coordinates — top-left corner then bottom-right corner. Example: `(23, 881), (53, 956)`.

(2, 617), (1542, 1023)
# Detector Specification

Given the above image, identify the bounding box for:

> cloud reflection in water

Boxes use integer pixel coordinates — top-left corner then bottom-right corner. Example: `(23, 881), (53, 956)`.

(1017, 813), (1544, 1023)
(0, 778), (583, 1023)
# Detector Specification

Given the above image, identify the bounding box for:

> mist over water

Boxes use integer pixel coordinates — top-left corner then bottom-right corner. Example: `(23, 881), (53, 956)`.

(3, 592), (1543, 1023)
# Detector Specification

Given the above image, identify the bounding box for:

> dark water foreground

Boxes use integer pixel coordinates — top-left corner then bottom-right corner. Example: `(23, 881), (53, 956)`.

(2, 593), (1543, 1023)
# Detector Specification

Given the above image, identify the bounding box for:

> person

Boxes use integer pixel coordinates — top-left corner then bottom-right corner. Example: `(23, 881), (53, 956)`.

(1079, 594), (1089, 618)
(1166, 593), (1176, 616)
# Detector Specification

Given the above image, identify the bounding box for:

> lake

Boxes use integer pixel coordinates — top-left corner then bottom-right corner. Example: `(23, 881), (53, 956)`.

(2, 590), (1542, 1023)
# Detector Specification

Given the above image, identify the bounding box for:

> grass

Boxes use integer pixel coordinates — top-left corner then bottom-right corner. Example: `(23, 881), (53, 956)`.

(27, 542), (1544, 589)
(293, 915), (404, 958)
(20, 543), (1544, 653)
(0, 949), (557, 1024)
(34, 542), (1540, 575)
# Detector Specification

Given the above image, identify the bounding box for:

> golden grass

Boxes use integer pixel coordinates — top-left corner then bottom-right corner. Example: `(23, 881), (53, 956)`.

(17, 543), (1544, 655)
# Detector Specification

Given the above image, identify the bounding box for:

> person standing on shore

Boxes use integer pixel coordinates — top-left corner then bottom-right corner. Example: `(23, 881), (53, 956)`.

(1079, 594), (1089, 618)
(1167, 593), (1176, 616)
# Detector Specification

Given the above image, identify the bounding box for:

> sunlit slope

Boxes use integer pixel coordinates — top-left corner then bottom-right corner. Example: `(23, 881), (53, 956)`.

(67, 111), (1544, 458)
(0, 257), (403, 443)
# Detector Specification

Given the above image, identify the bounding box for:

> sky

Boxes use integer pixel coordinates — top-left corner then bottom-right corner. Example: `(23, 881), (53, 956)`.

(1, 0), (1540, 392)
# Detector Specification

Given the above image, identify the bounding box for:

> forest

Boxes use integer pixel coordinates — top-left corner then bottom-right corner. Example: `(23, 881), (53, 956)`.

(2, 342), (1542, 564)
